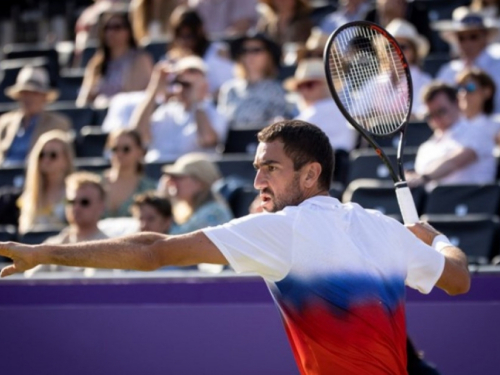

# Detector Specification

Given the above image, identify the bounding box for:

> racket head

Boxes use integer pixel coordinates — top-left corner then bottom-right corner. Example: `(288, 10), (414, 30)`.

(324, 21), (413, 138)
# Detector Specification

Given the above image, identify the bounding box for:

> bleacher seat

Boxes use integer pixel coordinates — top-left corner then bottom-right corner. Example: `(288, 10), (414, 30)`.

(75, 126), (109, 158)
(0, 164), (25, 188)
(344, 180), (425, 218)
(79, 42), (98, 68)
(215, 155), (255, 183)
(223, 129), (259, 154)
(18, 226), (64, 245)
(142, 38), (169, 62)
(145, 161), (167, 181)
(423, 184), (500, 217)
(47, 101), (94, 133)
(422, 53), (451, 77)
(348, 148), (417, 183)
(57, 69), (84, 101)
(228, 185), (258, 218)
(424, 215), (499, 265)
(374, 121), (432, 149)
(92, 107), (108, 126)
(75, 157), (110, 174)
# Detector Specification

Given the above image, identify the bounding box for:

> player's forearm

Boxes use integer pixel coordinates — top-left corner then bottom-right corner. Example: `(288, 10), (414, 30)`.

(36, 232), (167, 271)
(436, 245), (470, 295)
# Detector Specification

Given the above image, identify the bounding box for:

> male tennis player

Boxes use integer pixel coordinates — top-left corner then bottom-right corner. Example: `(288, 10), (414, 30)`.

(0, 120), (469, 374)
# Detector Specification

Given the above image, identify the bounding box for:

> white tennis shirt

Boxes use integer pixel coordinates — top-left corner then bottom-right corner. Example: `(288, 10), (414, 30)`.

(203, 195), (444, 374)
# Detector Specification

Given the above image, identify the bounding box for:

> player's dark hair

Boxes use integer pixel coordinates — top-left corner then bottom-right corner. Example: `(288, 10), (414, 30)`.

(422, 82), (458, 105)
(258, 120), (334, 191)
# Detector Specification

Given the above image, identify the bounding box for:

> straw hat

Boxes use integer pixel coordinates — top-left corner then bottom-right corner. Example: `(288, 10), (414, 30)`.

(386, 18), (430, 60)
(433, 6), (499, 45)
(162, 153), (221, 186)
(5, 66), (59, 102)
(284, 58), (326, 91)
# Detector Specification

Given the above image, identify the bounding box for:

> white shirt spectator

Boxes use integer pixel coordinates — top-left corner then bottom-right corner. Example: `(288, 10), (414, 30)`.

(410, 66), (432, 118)
(146, 99), (228, 162)
(437, 50), (500, 114)
(295, 98), (356, 152)
(102, 91), (146, 132)
(468, 113), (500, 141)
(203, 42), (235, 94)
(415, 117), (496, 186)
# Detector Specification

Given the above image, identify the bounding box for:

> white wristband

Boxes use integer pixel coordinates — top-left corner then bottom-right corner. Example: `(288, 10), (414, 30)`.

(432, 234), (453, 253)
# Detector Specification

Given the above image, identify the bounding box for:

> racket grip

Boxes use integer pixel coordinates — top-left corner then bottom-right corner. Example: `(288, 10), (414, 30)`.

(395, 184), (419, 224)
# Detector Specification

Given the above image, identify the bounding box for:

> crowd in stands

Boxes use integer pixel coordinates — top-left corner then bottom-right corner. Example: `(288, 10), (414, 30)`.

(2, 0), (500, 274)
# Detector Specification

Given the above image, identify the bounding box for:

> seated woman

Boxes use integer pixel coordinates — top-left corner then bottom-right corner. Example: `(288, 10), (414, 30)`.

(102, 129), (156, 218)
(158, 153), (233, 234)
(218, 32), (291, 130)
(164, 5), (235, 96)
(18, 130), (74, 234)
(77, 10), (154, 107)
(456, 68), (500, 142)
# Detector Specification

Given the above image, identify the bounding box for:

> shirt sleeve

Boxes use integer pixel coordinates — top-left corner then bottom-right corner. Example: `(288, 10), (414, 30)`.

(202, 211), (296, 281)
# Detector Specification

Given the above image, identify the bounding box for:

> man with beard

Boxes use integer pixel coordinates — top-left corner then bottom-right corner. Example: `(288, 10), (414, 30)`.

(0, 120), (469, 374)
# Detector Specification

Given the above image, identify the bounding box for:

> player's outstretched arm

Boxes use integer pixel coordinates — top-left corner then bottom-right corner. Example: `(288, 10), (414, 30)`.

(407, 222), (470, 296)
(0, 231), (228, 278)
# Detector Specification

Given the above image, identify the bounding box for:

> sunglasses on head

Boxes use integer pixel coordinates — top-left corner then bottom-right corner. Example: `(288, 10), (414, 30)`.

(66, 198), (92, 207)
(240, 47), (266, 55)
(39, 151), (59, 160)
(105, 23), (126, 31)
(458, 82), (478, 93)
(111, 145), (131, 154)
(425, 107), (449, 121)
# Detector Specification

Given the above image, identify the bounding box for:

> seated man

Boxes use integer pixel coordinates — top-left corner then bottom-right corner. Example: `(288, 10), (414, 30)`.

(130, 56), (228, 162)
(130, 191), (173, 234)
(0, 66), (71, 165)
(26, 172), (108, 274)
(409, 82), (496, 189)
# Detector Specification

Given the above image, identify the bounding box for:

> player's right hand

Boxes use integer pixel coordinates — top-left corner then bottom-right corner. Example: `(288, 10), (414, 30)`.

(0, 242), (39, 278)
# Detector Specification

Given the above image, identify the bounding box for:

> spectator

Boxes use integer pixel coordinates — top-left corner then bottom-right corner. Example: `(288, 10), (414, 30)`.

(296, 28), (328, 63)
(130, 56), (227, 162)
(284, 58), (356, 153)
(365, 0), (433, 52)
(102, 129), (156, 217)
(409, 83), (496, 189)
(218, 32), (290, 130)
(18, 130), (74, 234)
(158, 153), (233, 234)
(470, 0), (500, 18)
(129, 0), (178, 42)
(0, 66), (71, 165)
(256, 0), (313, 45)
(456, 68), (500, 142)
(165, 6), (234, 95)
(320, 0), (372, 35)
(77, 10), (154, 108)
(25, 172), (108, 274)
(386, 18), (431, 119)
(435, 8), (500, 113)
(190, 0), (258, 39)
(130, 191), (173, 233)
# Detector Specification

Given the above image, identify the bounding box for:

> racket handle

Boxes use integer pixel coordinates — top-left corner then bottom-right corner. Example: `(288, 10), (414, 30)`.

(395, 184), (419, 224)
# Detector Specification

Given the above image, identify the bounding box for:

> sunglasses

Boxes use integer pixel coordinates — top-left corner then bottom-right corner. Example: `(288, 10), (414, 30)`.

(66, 198), (92, 207)
(458, 82), (478, 93)
(457, 33), (483, 43)
(111, 145), (131, 154)
(105, 23), (126, 31)
(240, 47), (266, 55)
(425, 107), (449, 120)
(39, 151), (59, 160)
(297, 81), (320, 91)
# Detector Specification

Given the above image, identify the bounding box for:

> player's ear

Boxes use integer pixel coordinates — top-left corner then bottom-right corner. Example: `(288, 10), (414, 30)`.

(303, 162), (322, 188)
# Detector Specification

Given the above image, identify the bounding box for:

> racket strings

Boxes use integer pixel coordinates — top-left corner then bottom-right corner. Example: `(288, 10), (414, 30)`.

(328, 25), (410, 136)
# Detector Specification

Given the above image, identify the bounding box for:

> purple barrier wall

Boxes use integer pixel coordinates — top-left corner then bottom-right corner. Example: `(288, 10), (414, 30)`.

(1, 273), (499, 375)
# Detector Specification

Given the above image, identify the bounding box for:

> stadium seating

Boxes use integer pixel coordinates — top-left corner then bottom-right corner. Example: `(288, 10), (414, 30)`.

(57, 69), (84, 101)
(47, 101), (94, 133)
(0, 164), (25, 188)
(423, 184), (500, 217)
(74, 126), (108, 158)
(227, 185), (258, 218)
(223, 129), (259, 154)
(424, 215), (500, 265)
(374, 121), (433, 149)
(142, 38), (169, 62)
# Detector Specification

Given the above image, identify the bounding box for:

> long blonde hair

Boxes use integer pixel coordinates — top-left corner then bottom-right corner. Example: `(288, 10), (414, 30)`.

(18, 130), (75, 234)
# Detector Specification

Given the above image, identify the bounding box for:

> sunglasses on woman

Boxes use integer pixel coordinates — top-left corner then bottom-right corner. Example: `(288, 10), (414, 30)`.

(458, 82), (478, 93)
(111, 145), (131, 154)
(39, 151), (59, 160)
(66, 198), (92, 208)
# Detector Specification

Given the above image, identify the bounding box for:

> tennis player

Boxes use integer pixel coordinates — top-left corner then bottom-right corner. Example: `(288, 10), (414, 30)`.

(0, 120), (469, 374)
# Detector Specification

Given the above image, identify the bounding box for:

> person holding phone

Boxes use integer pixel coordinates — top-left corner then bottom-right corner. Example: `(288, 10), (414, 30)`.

(130, 56), (228, 162)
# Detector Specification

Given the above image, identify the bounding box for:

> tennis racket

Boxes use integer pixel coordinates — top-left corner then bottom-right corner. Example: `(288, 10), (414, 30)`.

(324, 20), (419, 224)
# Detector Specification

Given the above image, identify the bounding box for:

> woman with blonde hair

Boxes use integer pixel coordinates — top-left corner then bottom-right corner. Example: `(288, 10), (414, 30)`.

(18, 130), (75, 234)
(102, 128), (156, 218)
